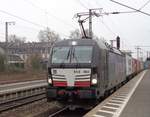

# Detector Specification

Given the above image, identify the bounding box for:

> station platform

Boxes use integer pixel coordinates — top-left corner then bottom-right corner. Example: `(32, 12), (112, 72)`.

(0, 80), (46, 94)
(84, 70), (150, 117)
(120, 70), (150, 117)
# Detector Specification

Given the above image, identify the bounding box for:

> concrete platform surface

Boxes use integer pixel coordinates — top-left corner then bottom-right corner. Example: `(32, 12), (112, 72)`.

(120, 70), (150, 117)
(84, 70), (149, 117)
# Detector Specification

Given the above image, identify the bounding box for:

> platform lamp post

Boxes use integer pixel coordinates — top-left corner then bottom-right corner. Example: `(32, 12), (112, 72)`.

(5, 21), (15, 69)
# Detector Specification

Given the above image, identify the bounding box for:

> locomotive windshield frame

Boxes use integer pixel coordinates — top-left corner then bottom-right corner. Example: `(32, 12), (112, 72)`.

(51, 45), (93, 64)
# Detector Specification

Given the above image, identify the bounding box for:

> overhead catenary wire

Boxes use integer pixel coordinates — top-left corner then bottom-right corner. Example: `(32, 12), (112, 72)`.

(139, 0), (150, 10)
(23, 0), (77, 29)
(0, 34), (5, 38)
(94, 1), (103, 8)
(75, 1), (117, 37)
(15, 24), (41, 32)
(110, 0), (150, 17)
(93, 1), (127, 44)
(87, 0), (148, 52)
(77, 0), (89, 10)
(99, 18), (117, 36)
(0, 9), (45, 28)
(0, 9), (70, 39)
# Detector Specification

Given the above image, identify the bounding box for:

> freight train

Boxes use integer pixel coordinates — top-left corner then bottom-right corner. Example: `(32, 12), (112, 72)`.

(46, 38), (143, 109)
(144, 57), (150, 69)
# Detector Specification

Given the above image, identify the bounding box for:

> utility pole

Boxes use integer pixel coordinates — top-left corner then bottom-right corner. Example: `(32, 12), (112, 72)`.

(147, 51), (150, 58)
(75, 8), (142, 39)
(135, 45), (150, 61)
(5, 21), (15, 66)
(75, 8), (102, 39)
(5, 22), (9, 68)
(89, 9), (92, 39)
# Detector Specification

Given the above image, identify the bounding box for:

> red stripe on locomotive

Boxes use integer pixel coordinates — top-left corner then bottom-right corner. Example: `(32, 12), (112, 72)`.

(74, 81), (90, 87)
(53, 81), (67, 87)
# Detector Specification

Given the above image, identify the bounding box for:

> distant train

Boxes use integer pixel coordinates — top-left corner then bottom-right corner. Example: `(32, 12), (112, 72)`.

(46, 38), (144, 109)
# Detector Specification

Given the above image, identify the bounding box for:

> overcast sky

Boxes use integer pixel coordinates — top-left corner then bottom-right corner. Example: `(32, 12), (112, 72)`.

(0, 0), (150, 59)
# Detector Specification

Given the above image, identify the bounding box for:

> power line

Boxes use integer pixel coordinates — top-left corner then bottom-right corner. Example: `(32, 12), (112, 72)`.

(99, 18), (117, 36)
(139, 0), (150, 10)
(0, 9), (45, 28)
(15, 24), (41, 31)
(0, 33), (5, 36)
(24, 0), (43, 11)
(23, 0), (77, 29)
(0, 9), (70, 38)
(110, 0), (150, 17)
(85, 0), (95, 8)
(0, 34), (5, 39)
(76, 0), (89, 9)
(93, 1), (128, 46)
(94, 1), (102, 7)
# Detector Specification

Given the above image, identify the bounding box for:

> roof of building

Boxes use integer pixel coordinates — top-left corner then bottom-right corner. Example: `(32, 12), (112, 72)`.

(0, 42), (51, 48)
(8, 54), (24, 62)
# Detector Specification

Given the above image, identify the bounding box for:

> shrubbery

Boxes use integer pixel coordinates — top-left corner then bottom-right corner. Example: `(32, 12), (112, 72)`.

(26, 54), (43, 71)
(0, 53), (46, 73)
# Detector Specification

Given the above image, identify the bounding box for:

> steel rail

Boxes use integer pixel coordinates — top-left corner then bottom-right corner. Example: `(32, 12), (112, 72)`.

(0, 91), (46, 113)
(48, 106), (69, 117)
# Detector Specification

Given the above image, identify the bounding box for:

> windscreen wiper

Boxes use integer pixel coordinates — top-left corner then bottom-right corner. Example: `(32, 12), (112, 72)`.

(60, 48), (71, 67)
(72, 48), (80, 67)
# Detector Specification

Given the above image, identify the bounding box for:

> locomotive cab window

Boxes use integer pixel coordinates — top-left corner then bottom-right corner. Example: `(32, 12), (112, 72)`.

(51, 46), (93, 64)
(51, 46), (71, 63)
(72, 46), (93, 63)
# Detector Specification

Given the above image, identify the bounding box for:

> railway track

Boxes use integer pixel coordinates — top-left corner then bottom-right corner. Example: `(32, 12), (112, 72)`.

(0, 90), (46, 113)
(49, 106), (69, 117)
(48, 105), (90, 117)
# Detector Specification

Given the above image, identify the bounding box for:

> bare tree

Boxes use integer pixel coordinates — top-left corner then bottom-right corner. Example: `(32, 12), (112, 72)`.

(69, 29), (81, 39)
(69, 29), (100, 39)
(38, 27), (60, 45)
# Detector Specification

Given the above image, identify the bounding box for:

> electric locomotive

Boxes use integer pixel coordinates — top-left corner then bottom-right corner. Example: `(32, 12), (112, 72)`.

(46, 38), (126, 107)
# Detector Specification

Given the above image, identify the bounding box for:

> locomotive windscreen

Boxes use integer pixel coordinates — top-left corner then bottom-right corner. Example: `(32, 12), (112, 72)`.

(51, 47), (70, 63)
(51, 46), (93, 64)
(72, 46), (93, 63)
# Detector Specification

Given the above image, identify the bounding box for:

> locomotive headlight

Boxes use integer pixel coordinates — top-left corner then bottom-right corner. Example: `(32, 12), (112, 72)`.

(91, 74), (97, 85)
(48, 75), (52, 84)
(48, 78), (52, 84)
(92, 78), (97, 85)
(71, 41), (77, 45)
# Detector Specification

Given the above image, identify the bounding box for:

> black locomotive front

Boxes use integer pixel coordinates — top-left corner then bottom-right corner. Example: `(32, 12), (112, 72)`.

(46, 39), (102, 103)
